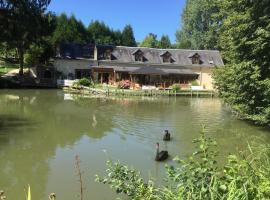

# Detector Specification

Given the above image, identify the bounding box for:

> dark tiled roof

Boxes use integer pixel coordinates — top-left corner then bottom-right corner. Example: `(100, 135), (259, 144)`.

(57, 44), (224, 67)
(111, 46), (224, 67)
(96, 65), (197, 75)
(56, 43), (95, 59)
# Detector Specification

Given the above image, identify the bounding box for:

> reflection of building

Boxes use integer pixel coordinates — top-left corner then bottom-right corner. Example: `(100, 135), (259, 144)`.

(54, 43), (224, 89)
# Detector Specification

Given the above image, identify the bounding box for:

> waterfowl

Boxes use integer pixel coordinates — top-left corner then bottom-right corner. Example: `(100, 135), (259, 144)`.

(163, 130), (171, 141)
(155, 142), (169, 161)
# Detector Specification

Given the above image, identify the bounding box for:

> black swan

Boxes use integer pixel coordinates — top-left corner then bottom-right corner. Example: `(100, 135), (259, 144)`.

(155, 142), (169, 161)
(163, 130), (171, 141)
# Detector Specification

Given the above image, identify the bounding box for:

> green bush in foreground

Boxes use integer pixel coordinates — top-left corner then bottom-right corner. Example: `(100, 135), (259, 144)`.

(96, 128), (270, 200)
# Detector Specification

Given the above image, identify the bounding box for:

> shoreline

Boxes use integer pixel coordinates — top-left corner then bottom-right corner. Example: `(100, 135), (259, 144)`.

(62, 86), (217, 98)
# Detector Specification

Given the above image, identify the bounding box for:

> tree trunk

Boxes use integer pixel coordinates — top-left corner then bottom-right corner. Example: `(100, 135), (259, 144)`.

(18, 48), (24, 76)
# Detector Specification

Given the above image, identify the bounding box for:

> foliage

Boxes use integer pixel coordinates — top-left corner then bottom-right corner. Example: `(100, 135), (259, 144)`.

(213, 62), (270, 125)
(25, 185), (31, 200)
(170, 84), (181, 92)
(97, 127), (270, 199)
(53, 13), (88, 45)
(96, 161), (157, 199)
(190, 80), (199, 86)
(177, 0), (270, 125)
(176, 0), (220, 49)
(0, 0), (54, 75)
(76, 78), (93, 87)
(212, 0), (270, 125)
(0, 63), (18, 76)
(140, 33), (159, 48)
(159, 35), (172, 49)
(87, 20), (118, 45)
(121, 25), (137, 47)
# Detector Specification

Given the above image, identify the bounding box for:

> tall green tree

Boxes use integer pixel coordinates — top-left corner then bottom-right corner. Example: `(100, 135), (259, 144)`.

(139, 33), (159, 48)
(121, 25), (137, 47)
(87, 20), (115, 45)
(0, 0), (53, 75)
(213, 0), (270, 125)
(176, 0), (220, 49)
(159, 35), (171, 49)
(53, 13), (88, 45)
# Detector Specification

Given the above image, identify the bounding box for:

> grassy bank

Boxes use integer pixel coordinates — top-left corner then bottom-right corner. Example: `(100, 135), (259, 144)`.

(0, 62), (18, 76)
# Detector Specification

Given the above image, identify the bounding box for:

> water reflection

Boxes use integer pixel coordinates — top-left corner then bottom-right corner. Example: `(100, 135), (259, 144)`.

(0, 90), (269, 199)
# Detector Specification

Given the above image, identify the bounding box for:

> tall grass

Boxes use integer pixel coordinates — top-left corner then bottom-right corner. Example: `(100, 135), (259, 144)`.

(96, 128), (270, 199)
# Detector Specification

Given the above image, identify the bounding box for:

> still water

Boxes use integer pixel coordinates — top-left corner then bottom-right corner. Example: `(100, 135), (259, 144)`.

(0, 90), (269, 199)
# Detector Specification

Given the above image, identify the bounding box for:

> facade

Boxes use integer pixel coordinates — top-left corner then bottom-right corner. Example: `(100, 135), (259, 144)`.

(54, 43), (224, 90)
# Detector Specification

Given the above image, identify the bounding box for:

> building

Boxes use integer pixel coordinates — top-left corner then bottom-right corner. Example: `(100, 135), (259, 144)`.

(54, 43), (224, 90)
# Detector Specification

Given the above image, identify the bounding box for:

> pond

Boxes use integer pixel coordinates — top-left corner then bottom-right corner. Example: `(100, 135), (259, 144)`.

(0, 90), (269, 199)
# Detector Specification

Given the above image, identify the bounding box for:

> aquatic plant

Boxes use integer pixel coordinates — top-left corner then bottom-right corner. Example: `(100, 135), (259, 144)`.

(96, 127), (270, 199)
(25, 185), (31, 200)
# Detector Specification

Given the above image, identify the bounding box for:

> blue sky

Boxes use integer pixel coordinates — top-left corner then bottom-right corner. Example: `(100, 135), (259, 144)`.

(48, 0), (186, 43)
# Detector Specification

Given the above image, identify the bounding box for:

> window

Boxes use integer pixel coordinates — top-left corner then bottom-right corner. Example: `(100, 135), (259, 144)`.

(104, 49), (111, 60)
(162, 52), (172, 63)
(134, 50), (144, 62)
(189, 53), (201, 64)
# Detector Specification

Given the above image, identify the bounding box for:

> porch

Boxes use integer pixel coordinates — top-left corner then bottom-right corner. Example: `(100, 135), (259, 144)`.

(91, 66), (199, 89)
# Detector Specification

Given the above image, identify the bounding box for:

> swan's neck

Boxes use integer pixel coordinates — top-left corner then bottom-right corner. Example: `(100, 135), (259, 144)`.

(156, 147), (159, 155)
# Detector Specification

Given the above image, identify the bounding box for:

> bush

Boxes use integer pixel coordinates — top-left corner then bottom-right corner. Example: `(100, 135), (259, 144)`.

(96, 127), (270, 199)
(171, 84), (181, 92)
(190, 80), (199, 86)
(78, 78), (92, 87)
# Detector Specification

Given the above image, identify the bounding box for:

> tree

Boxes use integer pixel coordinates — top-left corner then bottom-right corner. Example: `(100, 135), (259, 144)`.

(139, 33), (159, 48)
(112, 30), (122, 46)
(52, 13), (88, 45)
(121, 25), (137, 47)
(213, 0), (270, 125)
(87, 20), (115, 45)
(0, 0), (53, 76)
(176, 0), (220, 50)
(159, 35), (171, 49)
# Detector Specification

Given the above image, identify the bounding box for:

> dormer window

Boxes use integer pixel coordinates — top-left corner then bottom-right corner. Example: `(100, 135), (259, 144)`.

(132, 49), (146, 62)
(135, 52), (143, 62)
(189, 53), (202, 64)
(104, 49), (111, 60)
(160, 51), (174, 63)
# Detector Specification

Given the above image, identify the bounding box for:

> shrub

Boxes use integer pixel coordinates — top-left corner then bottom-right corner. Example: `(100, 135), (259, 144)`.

(190, 80), (199, 86)
(78, 78), (92, 87)
(96, 127), (270, 199)
(171, 84), (181, 92)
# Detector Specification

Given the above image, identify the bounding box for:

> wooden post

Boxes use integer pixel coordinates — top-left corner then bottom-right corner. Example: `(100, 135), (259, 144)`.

(100, 73), (103, 84)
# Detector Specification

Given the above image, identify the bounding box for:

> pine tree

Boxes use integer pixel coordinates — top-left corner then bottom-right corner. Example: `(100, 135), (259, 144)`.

(121, 25), (137, 47)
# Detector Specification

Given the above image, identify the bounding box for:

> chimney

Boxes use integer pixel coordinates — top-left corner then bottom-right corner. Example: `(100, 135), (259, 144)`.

(94, 45), (98, 60)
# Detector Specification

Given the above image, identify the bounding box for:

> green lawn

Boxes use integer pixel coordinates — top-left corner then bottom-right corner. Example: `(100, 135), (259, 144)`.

(0, 62), (18, 76)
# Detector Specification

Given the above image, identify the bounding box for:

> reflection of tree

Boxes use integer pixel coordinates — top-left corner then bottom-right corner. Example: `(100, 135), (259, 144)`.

(0, 90), (115, 199)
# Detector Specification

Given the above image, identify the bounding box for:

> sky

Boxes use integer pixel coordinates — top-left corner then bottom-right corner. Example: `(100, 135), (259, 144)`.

(48, 0), (186, 43)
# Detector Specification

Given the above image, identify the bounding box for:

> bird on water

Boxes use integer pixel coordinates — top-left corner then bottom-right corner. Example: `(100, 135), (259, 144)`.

(155, 142), (169, 161)
(163, 130), (171, 141)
